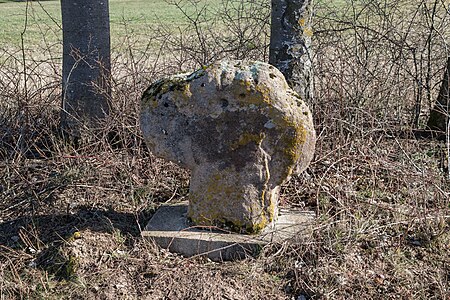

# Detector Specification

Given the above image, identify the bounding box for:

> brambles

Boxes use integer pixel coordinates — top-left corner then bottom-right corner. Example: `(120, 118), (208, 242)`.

(0, 0), (449, 299)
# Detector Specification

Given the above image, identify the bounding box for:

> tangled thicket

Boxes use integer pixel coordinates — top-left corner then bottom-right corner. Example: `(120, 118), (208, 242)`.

(0, 1), (448, 299)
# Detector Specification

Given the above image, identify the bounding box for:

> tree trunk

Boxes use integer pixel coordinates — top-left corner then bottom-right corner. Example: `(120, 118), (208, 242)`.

(61, 0), (111, 138)
(269, 0), (313, 103)
(427, 57), (450, 132)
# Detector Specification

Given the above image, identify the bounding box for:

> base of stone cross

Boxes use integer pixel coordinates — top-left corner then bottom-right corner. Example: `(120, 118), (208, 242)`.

(141, 201), (315, 261)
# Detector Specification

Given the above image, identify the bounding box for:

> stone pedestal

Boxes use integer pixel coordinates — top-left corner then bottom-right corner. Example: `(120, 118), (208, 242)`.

(142, 202), (315, 261)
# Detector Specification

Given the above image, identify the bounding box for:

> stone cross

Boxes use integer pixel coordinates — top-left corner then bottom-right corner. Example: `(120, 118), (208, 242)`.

(140, 60), (315, 234)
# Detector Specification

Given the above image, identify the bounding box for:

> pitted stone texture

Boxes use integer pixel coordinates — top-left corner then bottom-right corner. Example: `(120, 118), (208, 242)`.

(140, 60), (315, 233)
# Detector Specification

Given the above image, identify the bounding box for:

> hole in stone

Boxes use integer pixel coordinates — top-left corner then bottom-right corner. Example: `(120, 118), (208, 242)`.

(239, 93), (246, 98)
(201, 82), (206, 87)
(221, 99), (229, 108)
(269, 73), (276, 79)
(163, 103), (169, 108)
(254, 79), (259, 85)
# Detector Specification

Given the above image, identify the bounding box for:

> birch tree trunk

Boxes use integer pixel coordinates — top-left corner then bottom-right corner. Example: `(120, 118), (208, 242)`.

(61, 0), (111, 138)
(427, 57), (450, 133)
(269, 0), (313, 103)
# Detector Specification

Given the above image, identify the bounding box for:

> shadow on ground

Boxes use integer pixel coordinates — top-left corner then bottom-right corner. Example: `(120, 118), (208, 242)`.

(0, 207), (153, 280)
(0, 207), (150, 248)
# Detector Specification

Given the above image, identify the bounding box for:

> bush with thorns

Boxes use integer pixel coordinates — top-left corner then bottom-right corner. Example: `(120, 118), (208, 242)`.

(0, 0), (448, 299)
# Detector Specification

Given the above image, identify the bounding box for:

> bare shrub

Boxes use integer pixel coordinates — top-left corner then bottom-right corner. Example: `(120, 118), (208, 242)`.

(313, 0), (450, 139)
(0, 1), (448, 299)
(158, 0), (270, 70)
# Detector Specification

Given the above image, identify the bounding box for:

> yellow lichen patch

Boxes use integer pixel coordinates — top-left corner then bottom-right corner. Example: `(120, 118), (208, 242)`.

(235, 92), (257, 105)
(234, 81), (272, 107)
(141, 74), (197, 110)
(67, 231), (82, 242)
(239, 78), (253, 91)
(279, 118), (308, 179)
(265, 104), (309, 179)
(303, 27), (313, 37)
(255, 84), (272, 104)
(172, 82), (192, 106)
(284, 119), (307, 158)
(188, 168), (271, 234)
(188, 206), (223, 227)
(188, 191), (225, 226)
(248, 215), (268, 234)
(206, 173), (243, 201)
(230, 132), (265, 151)
(265, 190), (277, 223)
(298, 18), (306, 27)
(65, 255), (79, 279)
(141, 78), (171, 109)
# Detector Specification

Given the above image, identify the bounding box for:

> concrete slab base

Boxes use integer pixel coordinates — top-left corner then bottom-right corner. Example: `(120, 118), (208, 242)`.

(142, 201), (315, 261)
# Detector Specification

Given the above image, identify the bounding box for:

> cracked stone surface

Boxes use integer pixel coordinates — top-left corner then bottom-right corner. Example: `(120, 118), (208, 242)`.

(140, 60), (315, 233)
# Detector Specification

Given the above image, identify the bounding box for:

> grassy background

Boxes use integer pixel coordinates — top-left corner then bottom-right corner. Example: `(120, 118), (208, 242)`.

(0, 0), (222, 49)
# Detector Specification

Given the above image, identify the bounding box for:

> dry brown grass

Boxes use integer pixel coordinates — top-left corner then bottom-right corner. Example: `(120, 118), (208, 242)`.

(1, 0), (449, 299)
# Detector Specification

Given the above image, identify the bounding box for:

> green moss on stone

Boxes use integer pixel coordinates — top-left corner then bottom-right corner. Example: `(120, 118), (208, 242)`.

(188, 168), (274, 235)
(141, 68), (207, 109)
(230, 132), (265, 151)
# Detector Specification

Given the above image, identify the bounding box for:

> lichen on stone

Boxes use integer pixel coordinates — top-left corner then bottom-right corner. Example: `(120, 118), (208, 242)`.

(140, 60), (316, 234)
(230, 132), (265, 151)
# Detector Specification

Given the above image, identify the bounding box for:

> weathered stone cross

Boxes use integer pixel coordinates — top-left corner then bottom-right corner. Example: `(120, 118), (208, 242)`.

(140, 60), (315, 235)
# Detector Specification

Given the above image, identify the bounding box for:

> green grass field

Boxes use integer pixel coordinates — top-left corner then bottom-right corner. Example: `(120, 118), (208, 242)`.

(0, 0), (221, 50)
